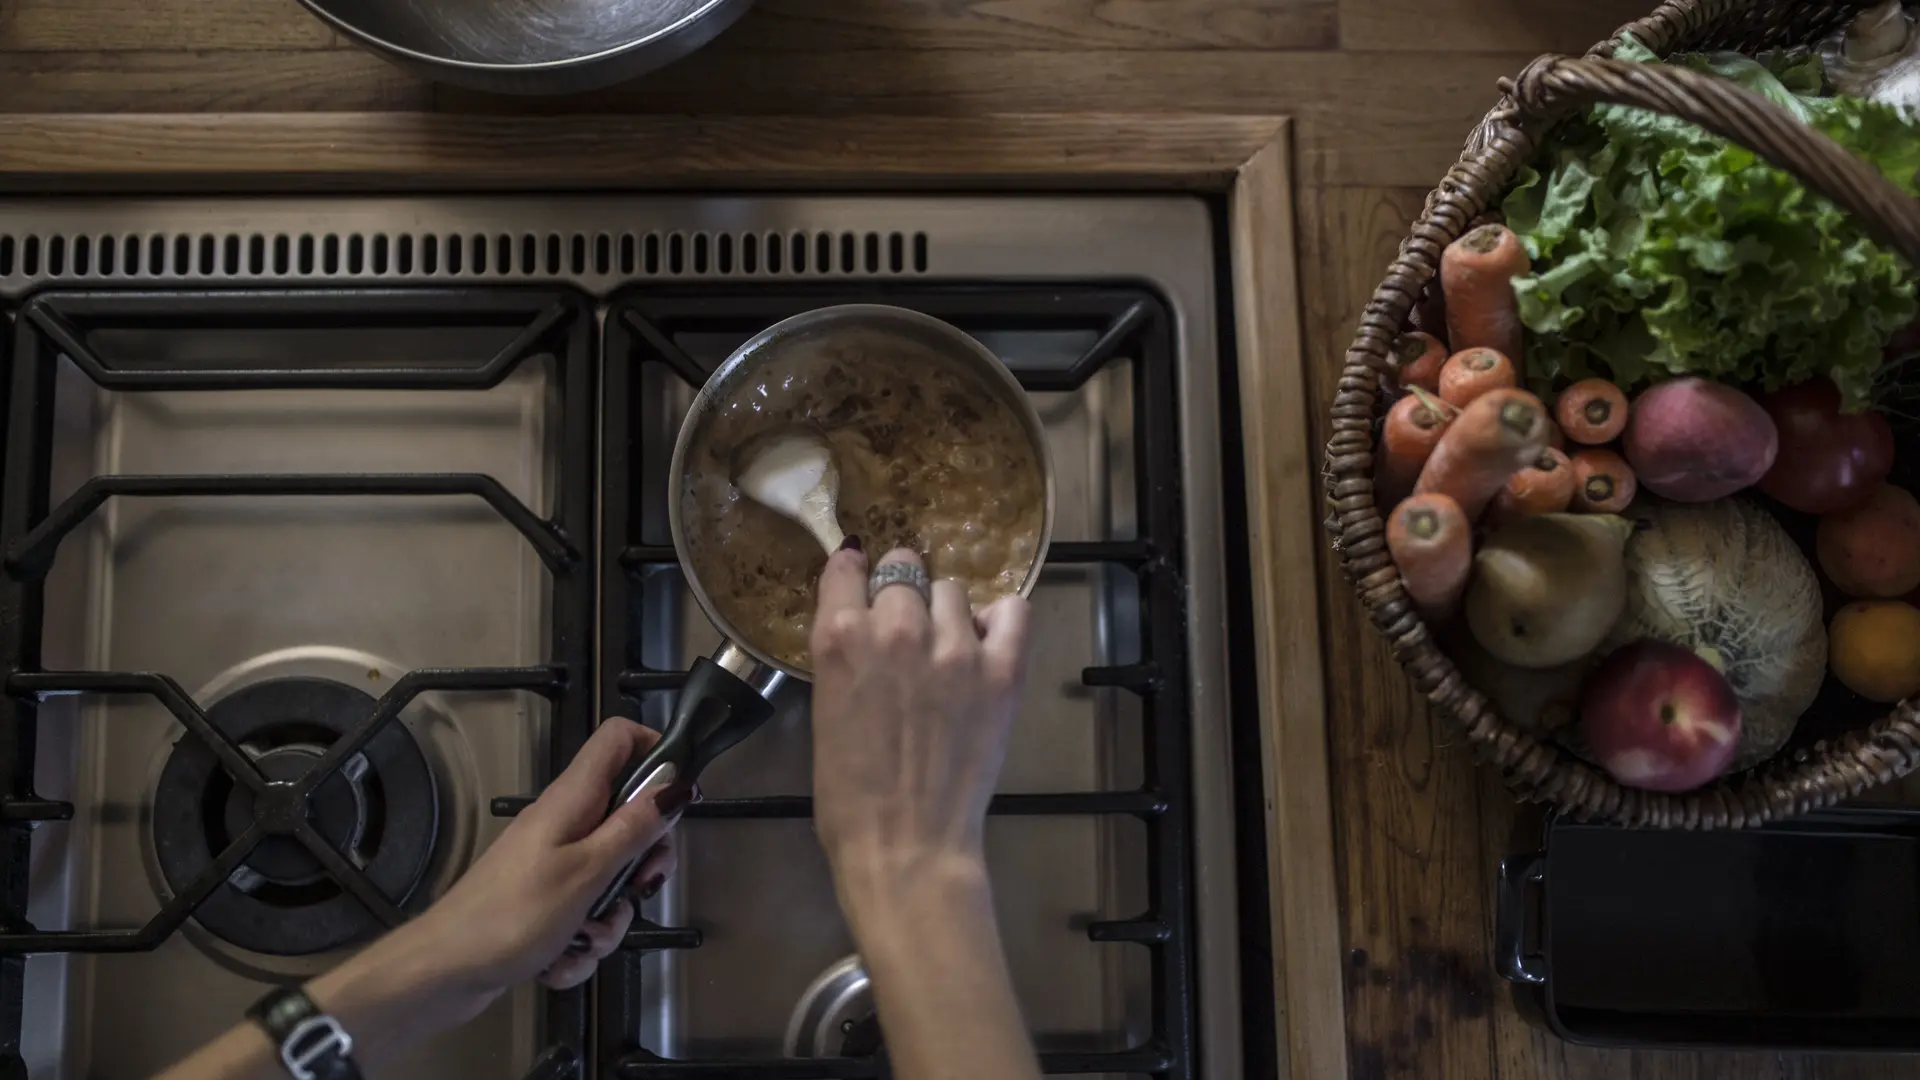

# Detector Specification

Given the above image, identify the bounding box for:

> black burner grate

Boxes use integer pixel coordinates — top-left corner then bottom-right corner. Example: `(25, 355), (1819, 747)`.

(590, 286), (1198, 1080)
(0, 290), (600, 1075)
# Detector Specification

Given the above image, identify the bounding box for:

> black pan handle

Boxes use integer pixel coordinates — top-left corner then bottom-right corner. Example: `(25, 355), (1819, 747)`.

(588, 645), (785, 920)
(1495, 851), (1548, 986)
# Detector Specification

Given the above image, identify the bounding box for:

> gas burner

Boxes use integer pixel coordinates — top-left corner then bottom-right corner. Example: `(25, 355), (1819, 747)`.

(784, 955), (880, 1059)
(151, 677), (438, 956)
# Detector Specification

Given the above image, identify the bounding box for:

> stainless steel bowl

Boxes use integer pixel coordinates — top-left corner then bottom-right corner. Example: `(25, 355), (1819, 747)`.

(292, 0), (754, 95)
(670, 304), (1058, 682)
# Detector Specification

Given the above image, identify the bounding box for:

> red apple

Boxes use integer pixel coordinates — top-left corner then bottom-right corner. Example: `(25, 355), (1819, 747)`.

(1579, 640), (1742, 793)
(1756, 379), (1895, 515)
(1624, 379), (1778, 502)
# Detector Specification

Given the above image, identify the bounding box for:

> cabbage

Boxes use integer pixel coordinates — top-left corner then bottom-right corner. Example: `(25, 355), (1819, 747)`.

(1503, 36), (1920, 410)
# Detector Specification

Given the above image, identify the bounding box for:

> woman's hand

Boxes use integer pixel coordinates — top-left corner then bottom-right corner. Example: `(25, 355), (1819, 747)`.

(808, 545), (1031, 922)
(413, 717), (690, 1000)
(323, 717), (691, 1033)
(157, 717), (692, 1080)
(806, 544), (1042, 1080)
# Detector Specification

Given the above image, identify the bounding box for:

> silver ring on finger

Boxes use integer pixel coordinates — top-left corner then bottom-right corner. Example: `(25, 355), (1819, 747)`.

(868, 560), (932, 606)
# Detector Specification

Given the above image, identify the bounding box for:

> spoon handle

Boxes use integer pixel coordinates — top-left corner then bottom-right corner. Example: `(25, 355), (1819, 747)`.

(802, 508), (845, 553)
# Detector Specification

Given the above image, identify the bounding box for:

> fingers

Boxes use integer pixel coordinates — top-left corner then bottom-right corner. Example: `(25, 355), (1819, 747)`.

(929, 579), (976, 652)
(811, 544), (872, 662)
(538, 898), (635, 991)
(629, 835), (679, 902)
(975, 595), (1033, 689)
(581, 771), (694, 869)
(815, 544), (870, 621)
(870, 548), (931, 648)
(522, 718), (661, 842)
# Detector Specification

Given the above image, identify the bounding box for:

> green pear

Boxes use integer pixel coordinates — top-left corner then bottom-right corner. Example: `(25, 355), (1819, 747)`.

(1467, 513), (1634, 669)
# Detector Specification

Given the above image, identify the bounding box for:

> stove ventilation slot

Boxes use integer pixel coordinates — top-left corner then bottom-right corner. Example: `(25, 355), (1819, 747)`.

(0, 229), (931, 284)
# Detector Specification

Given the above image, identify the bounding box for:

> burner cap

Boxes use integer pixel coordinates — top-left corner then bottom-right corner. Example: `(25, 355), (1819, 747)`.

(220, 744), (366, 889)
(785, 955), (880, 1059)
(152, 676), (438, 956)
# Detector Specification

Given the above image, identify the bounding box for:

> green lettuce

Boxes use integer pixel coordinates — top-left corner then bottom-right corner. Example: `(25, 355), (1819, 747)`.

(1504, 36), (1919, 409)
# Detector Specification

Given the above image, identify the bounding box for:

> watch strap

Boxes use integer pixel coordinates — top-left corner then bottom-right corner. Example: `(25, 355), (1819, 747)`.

(246, 986), (363, 1080)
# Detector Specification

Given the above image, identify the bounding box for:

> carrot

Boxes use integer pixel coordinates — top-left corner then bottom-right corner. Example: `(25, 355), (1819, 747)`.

(1545, 421), (1566, 453)
(1414, 387), (1552, 521)
(1554, 379), (1630, 445)
(1387, 493), (1473, 620)
(1569, 448), (1637, 513)
(1390, 331), (1449, 393)
(1377, 388), (1456, 506)
(1438, 347), (1518, 408)
(1441, 224), (1529, 361)
(1488, 447), (1576, 527)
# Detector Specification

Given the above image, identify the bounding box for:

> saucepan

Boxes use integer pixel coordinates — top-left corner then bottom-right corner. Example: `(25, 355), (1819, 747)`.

(590, 305), (1056, 916)
(291, 0), (755, 95)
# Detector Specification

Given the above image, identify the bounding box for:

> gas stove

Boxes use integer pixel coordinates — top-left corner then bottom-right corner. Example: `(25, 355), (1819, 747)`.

(0, 196), (1251, 1080)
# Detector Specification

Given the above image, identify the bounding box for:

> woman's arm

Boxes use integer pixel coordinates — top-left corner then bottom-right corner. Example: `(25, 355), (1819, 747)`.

(151, 922), (486, 1080)
(839, 853), (1038, 1080)
(156, 717), (691, 1080)
(808, 544), (1041, 1080)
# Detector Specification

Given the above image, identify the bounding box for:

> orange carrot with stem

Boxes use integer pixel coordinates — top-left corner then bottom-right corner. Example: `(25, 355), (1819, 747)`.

(1438, 347), (1518, 408)
(1554, 379), (1630, 445)
(1487, 447), (1575, 527)
(1390, 331), (1449, 394)
(1414, 387), (1551, 521)
(1441, 224), (1529, 362)
(1377, 387), (1456, 506)
(1388, 493), (1473, 620)
(1569, 448), (1637, 513)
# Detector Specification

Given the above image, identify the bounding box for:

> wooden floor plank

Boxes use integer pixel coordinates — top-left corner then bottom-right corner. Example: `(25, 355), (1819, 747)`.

(1338, 0), (1651, 53)
(432, 47), (1526, 188)
(0, 0), (335, 51)
(0, 50), (429, 113)
(1230, 126), (1349, 1080)
(728, 0), (1340, 50)
(1298, 183), (1502, 1080)
(0, 112), (1281, 188)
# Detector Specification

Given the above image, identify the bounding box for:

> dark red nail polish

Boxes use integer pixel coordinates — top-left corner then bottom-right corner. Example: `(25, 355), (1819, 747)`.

(640, 874), (667, 900)
(838, 534), (862, 553)
(653, 781), (694, 817)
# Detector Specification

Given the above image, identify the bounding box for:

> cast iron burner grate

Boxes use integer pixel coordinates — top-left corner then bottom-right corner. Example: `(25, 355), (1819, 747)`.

(0, 290), (599, 1077)
(588, 286), (1198, 1080)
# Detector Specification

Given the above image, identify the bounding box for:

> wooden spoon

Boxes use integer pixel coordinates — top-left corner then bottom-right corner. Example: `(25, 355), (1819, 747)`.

(731, 425), (846, 553)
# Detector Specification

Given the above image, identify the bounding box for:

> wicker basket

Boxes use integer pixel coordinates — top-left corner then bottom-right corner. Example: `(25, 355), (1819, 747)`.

(1325, 0), (1920, 828)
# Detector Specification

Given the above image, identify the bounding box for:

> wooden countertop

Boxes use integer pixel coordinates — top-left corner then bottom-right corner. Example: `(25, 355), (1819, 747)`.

(2, 3), (1910, 1080)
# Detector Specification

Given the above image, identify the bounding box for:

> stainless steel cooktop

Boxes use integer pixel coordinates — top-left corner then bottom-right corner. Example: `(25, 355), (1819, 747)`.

(0, 195), (1241, 1080)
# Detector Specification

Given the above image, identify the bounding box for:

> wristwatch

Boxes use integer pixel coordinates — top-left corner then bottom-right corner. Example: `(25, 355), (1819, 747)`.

(247, 986), (363, 1080)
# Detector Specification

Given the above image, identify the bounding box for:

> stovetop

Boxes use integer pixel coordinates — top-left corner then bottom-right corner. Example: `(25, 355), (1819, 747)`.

(0, 196), (1249, 1080)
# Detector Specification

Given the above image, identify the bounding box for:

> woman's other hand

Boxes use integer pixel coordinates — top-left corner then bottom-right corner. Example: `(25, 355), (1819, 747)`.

(347, 717), (692, 1027)
(808, 545), (1031, 921)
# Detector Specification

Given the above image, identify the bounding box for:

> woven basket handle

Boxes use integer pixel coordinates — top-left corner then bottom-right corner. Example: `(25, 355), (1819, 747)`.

(1499, 55), (1920, 266)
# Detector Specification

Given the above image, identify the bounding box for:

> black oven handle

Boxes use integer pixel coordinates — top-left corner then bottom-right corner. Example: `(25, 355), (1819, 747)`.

(1495, 851), (1549, 986)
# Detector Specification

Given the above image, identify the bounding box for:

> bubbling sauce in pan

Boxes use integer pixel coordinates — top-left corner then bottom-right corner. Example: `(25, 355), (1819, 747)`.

(681, 332), (1046, 671)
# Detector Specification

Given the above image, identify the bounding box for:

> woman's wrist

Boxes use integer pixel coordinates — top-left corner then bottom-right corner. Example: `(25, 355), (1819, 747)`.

(303, 915), (500, 1065)
(830, 842), (995, 947)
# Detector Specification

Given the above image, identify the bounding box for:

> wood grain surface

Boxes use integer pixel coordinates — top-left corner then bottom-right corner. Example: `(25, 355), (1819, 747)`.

(1, 2), (1908, 1079)
(0, 112), (1281, 189)
(1230, 125), (1348, 1080)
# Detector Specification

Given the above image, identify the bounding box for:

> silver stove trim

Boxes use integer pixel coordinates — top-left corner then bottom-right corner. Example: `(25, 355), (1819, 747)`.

(0, 194), (1240, 1080)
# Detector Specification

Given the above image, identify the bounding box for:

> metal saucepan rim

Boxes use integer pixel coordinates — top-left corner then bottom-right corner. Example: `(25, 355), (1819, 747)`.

(667, 303), (1058, 682)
